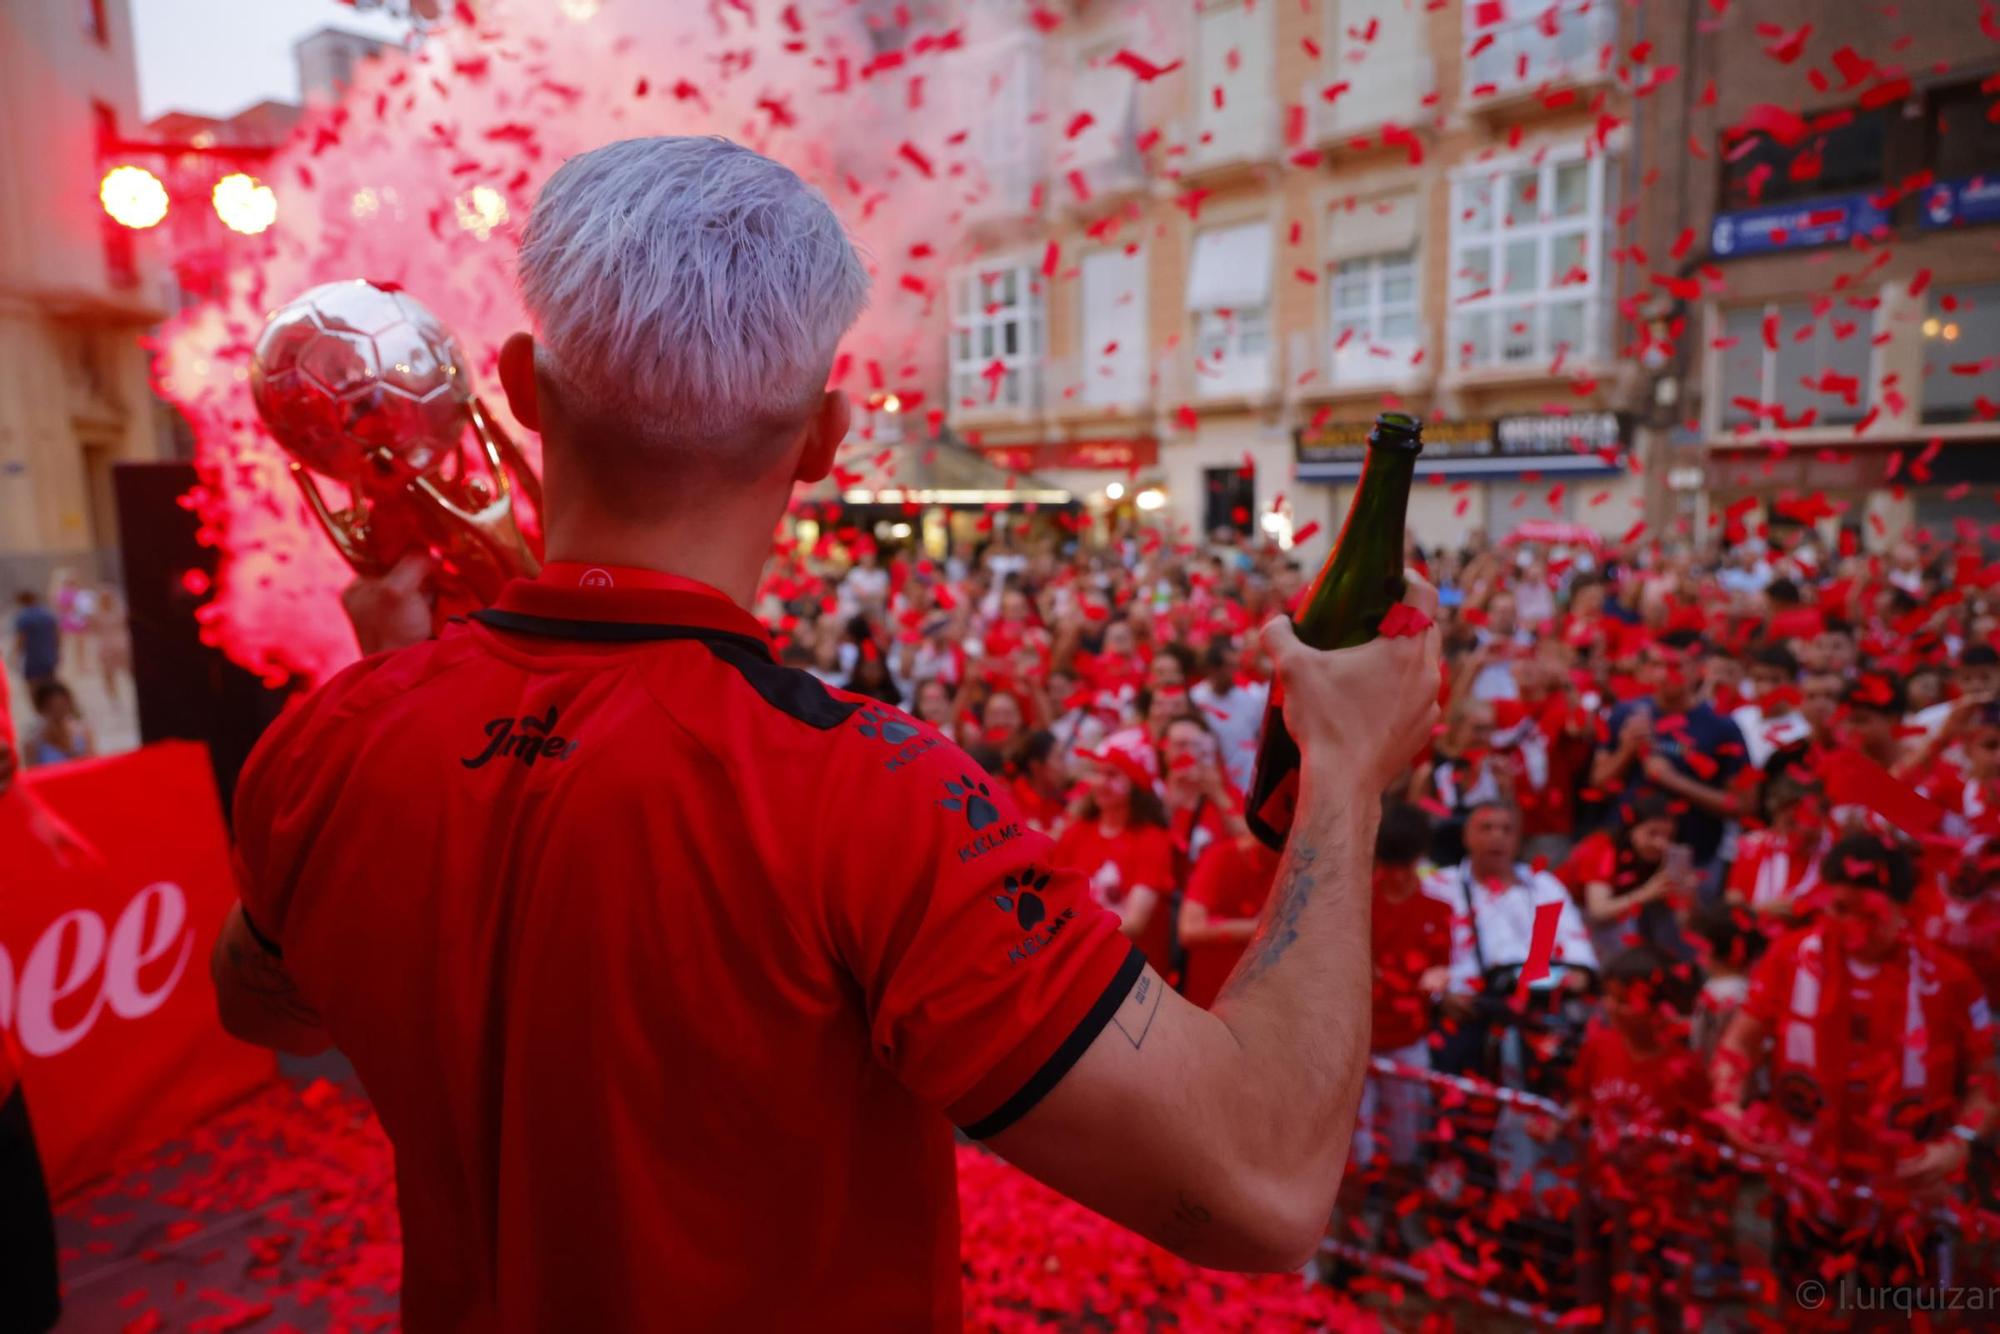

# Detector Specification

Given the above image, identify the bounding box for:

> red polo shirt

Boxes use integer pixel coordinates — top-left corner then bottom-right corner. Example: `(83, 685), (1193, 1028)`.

(230, 564), (1139, 1332)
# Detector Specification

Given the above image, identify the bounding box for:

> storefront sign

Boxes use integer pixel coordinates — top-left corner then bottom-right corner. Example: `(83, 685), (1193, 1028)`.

(1919, 175), (2000, 230)
(1295, 413), (1629, 481)
(975, 437), (1158, 472)
(1709, 192), (1891, 258)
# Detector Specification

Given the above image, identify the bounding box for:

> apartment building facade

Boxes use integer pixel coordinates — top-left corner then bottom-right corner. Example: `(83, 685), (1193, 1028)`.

(1628, 0), (1999, 551)
(0, 0), (173, 592)
(938, 0), (1649, 564)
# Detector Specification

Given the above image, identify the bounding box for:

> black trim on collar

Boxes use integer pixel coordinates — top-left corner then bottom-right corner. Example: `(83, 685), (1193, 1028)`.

(470, 608), (860, 732)
(959, 945), (1146, 1141)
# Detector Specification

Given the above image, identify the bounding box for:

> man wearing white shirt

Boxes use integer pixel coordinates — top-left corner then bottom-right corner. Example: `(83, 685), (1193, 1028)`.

(1188, 639), (1269, 794)
(1423, 802), (1598, 1025)
(1423, 801), (1597, 1192)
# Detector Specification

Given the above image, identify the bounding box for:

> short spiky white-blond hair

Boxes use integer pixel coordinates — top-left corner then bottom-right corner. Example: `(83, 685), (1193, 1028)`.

(518, 136), (868, 460)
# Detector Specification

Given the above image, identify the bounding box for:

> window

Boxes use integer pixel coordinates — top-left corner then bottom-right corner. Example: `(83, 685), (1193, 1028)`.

(1932, 84), (2000, 184)
(1449, 152), (1611, 372)
(1326, 189), (1422, 383)
(956, 35), (1044, 217)
(1715, 301), (1875, 429)
(1329, 254), (1419, 383)
(1920, 283), (1999, 424)
(1187, 221), (1274, 398)
(1320, 0), (1428, 136)
(950, 263), (1044, 415)
(1079, 247), (1148, 408)
(1204, 465), (1256, 537)
(1067, 41), (1141, 188)
(1194, 0), (1275, 165)
(1463, 0), (1615, 98)
(1719, 108), (1887, 211)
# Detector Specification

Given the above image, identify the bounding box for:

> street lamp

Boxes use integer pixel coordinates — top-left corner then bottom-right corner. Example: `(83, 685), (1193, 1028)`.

(212, 173), (277, 235)
(100, 165), (169, 229)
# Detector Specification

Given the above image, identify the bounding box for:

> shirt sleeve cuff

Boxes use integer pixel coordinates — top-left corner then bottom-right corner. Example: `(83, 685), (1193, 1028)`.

(951, 944), (1145, 1141)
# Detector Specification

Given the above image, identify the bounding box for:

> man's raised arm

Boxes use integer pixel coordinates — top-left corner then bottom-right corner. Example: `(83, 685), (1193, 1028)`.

(988, 577), (1441, 1271)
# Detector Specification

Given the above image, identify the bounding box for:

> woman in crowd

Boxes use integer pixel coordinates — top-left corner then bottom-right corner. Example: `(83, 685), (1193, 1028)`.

(1558, 792), (1696, 964)
(1052, 730), (1176, 977)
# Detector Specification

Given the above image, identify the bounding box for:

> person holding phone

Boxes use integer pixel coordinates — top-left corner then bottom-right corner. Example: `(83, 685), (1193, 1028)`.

(1591, 636), (1748, 872)
(1557, 793), (1697, 965)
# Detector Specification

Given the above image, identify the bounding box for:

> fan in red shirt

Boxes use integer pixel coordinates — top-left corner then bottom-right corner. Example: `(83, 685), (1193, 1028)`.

(1572, 947), (1709, 1169)
(1055, 729), (1178, 976)
(1348, 805), (1450, 1182)
(1714, 834), (1995, 1239)
(1002, 729), (1073, 838)
(1160, 713), (1248, 880)
(1723, 774), (1829, 933)
(1179, 834), (1280, 1009)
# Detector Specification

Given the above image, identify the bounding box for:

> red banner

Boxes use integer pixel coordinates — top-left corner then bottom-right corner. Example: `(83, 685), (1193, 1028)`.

(0, 741), (275, 1199)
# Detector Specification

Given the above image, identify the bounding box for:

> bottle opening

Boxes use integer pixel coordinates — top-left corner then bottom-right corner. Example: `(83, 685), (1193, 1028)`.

(1369, 411), (1424, 453)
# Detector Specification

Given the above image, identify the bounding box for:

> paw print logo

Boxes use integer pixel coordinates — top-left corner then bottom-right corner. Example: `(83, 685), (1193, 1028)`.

(855, 706), (919, 746)
(938, 774), (1000, 830)
(995, 867), (1050, 930)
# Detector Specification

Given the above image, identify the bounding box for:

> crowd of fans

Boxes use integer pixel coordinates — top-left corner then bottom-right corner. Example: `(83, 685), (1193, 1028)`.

(760, 513), (2000, 1311)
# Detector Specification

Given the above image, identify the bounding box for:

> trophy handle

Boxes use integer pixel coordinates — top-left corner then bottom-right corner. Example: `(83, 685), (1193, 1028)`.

(289, 463), (391, 578)
(470, 397), (544, 522)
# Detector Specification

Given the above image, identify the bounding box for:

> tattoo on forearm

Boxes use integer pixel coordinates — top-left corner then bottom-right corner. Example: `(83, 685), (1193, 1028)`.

(226, 938), (323, 1027)
(1228, 842), (1322, 988)
(1111, 968), (1162, 1049)
(1158, 1190), (1213, 1253)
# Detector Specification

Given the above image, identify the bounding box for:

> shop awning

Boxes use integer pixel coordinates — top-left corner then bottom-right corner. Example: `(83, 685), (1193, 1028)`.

(795, 436), (1075, 508)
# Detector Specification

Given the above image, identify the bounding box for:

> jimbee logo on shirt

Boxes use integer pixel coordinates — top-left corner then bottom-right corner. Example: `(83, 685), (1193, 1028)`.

(462, 706), (580, 769)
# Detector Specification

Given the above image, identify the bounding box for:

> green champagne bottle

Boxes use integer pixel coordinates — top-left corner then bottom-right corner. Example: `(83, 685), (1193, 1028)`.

(1245, 411), (1424, 849)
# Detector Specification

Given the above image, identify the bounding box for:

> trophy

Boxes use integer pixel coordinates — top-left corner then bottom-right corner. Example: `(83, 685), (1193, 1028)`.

(249, 279), (543, 610)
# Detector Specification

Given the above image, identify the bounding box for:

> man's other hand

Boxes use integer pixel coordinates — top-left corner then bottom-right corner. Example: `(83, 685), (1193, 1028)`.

(1260, 571), (1442, 792)
(341, 552), (436, 656)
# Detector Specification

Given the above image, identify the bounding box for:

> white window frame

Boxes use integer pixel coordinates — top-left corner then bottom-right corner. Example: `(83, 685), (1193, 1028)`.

(1318, 0), (1432, 139)
(1078, 246), (1149, 409)
(1065, 36), (1143, 185)
(1447, 147), (1613, 375)
(1462, 0), (1617, 99)
(960, 33), (1044, 219)
(1193, 307), (1273, 398)
(1920, 282), (1999, 424)
(1328, 250), (1421, 385)
(949, 261), (1045, 416)
(1712, 300), (1877, 433)
(1193, 0), (1277, 167)
(1187, 219), (1275, 399)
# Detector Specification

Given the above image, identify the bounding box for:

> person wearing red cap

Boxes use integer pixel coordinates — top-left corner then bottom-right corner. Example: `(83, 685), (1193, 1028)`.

(1056, 728), (1178, 976)
(1713, 834), (1995, 1280)
(209, 136), (1445, 1331)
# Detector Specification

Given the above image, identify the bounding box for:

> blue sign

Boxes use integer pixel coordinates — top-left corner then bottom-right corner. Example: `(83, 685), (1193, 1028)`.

(1918, 175), (2000, 230)
(1709, 193), (1890, 258)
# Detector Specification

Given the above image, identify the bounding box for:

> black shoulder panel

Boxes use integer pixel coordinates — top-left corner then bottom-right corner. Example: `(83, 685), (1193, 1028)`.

(470, 608), (861, 731)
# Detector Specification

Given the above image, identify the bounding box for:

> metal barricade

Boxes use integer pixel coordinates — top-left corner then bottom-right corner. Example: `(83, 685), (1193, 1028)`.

(1321, 1057), (1996, 1328)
